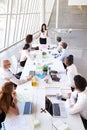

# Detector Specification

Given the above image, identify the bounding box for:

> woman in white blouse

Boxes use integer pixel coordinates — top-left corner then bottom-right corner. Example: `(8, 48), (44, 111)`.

(37, 23), (48, 44)
(20, 43), (31, 67)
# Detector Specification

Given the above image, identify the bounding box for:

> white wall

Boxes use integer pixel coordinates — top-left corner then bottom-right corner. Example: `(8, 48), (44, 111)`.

(68, 0), (87, 5)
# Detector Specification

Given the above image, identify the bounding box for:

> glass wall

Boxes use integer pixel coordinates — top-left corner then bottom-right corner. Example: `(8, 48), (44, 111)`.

(0, 0), (55, 50)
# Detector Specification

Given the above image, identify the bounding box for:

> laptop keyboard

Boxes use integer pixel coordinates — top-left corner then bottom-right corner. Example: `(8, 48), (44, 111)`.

(23, 102), (32, 114)
(53, 103), (60, 116)
(53, 103), (67, 117)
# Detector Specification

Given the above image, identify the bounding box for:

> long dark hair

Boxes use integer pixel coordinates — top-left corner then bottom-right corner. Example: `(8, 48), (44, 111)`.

(0, 82), (14, 113)
(23, 43), (30, 50)
(26, 34), (33, 43)
(41, 23), (47, 32)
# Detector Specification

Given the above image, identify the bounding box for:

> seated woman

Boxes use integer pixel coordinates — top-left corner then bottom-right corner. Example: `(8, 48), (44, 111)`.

(26, 34), (39, 50)
(20, 43), (31, 67)
(25, 34), (33, 50)
(0, 82), (19, 128)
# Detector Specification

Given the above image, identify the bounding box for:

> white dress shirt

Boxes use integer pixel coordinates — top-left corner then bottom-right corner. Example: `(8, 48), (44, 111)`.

(20, 49), (31, 62)
(57, 41), (62, 52)
(66, 64), (78, 87)
(57, 49), (68, 62)
(29, 43), (32, 51)
(67, 89), (87, 120)
(0, 68), (27, 85)
(40, 30), (47, 39)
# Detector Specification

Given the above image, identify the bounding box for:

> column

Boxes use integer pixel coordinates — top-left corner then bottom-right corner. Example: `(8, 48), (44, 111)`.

(39, 0), (45, 27)
(56, 0), (59, 28)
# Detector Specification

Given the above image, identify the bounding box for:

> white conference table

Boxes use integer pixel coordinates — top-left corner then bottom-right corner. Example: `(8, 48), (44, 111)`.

(5, 47), (85, 130)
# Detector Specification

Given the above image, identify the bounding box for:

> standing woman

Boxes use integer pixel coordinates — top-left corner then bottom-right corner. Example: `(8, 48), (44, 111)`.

(37, 23), (49, 44)
(0, 82), (19, 128)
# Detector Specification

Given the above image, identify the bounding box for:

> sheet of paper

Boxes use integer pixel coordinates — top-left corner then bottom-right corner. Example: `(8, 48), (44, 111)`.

(5, 116), (31, 130)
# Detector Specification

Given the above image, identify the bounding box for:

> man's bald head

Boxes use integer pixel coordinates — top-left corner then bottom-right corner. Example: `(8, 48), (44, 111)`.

(2, 60), (11, 69)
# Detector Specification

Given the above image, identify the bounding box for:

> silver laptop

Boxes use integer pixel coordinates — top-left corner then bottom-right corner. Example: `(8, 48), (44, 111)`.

(45, 97), (67, 118)
(52, 102), (67, 118)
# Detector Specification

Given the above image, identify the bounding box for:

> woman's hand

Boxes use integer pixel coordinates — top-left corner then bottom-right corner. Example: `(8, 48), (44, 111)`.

(12, 91), (17, 97)
(13, 97), (18, 104)
(12, 91), (18, 104)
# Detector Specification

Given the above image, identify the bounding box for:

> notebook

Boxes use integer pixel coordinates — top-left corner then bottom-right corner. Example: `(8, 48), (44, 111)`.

(37, 73), (45, 79)
(53, 119), (69, 130)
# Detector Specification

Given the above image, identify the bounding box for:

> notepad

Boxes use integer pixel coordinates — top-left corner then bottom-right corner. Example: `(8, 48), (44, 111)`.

(53, 119), (69, 130)
(23, 102), (32, 114)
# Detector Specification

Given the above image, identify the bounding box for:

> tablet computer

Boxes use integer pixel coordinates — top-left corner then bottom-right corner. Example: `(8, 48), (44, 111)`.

(29, 71), (35, 76)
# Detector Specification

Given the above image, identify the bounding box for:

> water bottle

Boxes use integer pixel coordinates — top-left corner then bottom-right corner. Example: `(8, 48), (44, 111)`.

(48, 67), (51, 75)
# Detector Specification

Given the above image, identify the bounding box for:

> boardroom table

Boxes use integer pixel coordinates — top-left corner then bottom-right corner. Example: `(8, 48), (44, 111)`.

(4, 46), (85, 130)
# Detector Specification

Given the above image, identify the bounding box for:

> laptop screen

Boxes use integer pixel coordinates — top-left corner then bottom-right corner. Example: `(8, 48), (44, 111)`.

(45, 96), (67, 117)
(45, 96), (53, 116)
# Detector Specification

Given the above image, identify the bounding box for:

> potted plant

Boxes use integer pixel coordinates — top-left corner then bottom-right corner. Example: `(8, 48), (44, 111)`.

(42, 65), (48, 75)
(42, 51), (47, 58)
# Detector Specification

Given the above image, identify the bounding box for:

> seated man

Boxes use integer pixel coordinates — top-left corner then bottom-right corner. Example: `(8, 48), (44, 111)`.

(64, 55), (78, 91)
(56, 36), (62, 53)
(66, 75), (87, 129)
(0, 60), (32, 87)
(55, 42), (68, 63)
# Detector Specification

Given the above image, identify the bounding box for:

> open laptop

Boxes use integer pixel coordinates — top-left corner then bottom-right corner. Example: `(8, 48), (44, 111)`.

(49, 71), (60, 81)
(52, 102), (67, 118)
(45, 96), (67, 118)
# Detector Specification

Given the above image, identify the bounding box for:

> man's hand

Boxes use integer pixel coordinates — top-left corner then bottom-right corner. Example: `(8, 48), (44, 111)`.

(70, 104), (74, 108)
(67, 93), (71, 99)
(27, 75), (33, 81)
